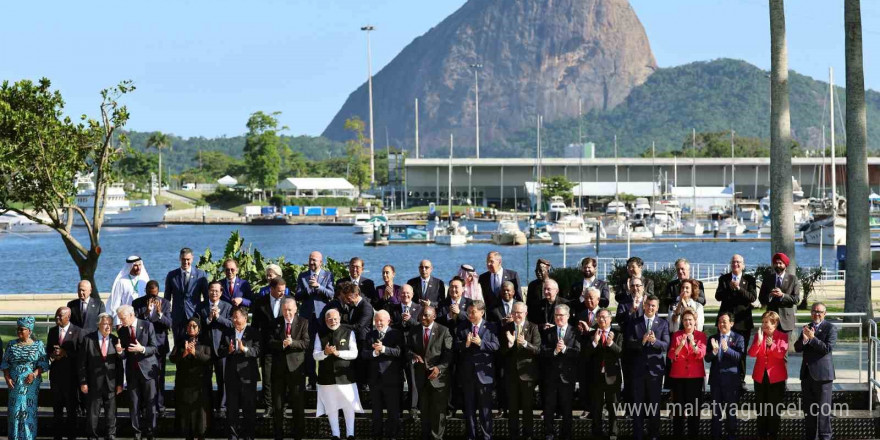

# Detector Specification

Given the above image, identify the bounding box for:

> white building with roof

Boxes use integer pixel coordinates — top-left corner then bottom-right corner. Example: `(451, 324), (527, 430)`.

(276, 177), (357, 199)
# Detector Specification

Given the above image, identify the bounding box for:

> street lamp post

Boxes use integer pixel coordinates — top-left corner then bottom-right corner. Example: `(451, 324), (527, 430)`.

(361, 25), (376, 185)
(470, 63), (482, 158)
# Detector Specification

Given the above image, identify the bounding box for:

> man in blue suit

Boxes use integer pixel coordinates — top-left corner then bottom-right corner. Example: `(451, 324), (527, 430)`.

(294, 250), (335, 387)
(704, 312), (744, 440)
(164, 247), (208, 346)
(196, 281), (234, 416)
(795, 302), (837, 440)
(132, 280), (172, 417)
(117, 304), (160, 440)
(221, 258), (253, 307)
(454, 300), (500, 440)
(624, 295), (669, 440)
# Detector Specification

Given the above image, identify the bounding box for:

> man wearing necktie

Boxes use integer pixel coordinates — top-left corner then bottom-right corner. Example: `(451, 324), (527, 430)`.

(500, 302), (541, 440)
(220, 259), (253, 307)
(165, 248), (208, 347)
(386, 284), (422, 418)
(362, 310), (404, 440)
(67, 280), (106, 335)
(478, 251), (522, 310)
(132, 280), (173, 417)
(540, 304), (580, 440)
(295, 251), (336, 389)
(716, 254), (757, 389)
(47, 306), (82, 440)
(116, 305), (159, 440)
(252, 277), (292, 419)
(409, 306), (453, 440)
(625, 296), (669, 440)
(795, 302), (837, 440)
(585, 309), (623, 440)
(454, 300), (499, 440)
(270, 298), (309, 440)
(79, 313), (123, 440)
(758, 253), (800, 333)
(705, 312), (744, 440)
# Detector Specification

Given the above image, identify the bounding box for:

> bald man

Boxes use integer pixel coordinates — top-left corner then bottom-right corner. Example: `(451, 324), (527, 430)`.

(47, 306), (83, 440)
(295, 250), (335, 388)
(67, 280), (106, 334)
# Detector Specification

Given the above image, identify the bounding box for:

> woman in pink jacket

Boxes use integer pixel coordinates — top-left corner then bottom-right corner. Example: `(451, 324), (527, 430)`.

(748, 310), (788, 440)
(667, 308), (707, 438)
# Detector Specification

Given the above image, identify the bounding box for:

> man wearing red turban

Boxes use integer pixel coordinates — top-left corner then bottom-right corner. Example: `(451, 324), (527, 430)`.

(758, 253), (801, 332)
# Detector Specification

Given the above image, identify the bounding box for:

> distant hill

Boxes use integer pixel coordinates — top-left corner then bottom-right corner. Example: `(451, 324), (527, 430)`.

(497, 58), (880, 158)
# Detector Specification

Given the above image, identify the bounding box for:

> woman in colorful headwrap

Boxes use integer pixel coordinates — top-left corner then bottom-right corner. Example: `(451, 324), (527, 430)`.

(457, 264), (484, 302)
(1, 316), (49, 440)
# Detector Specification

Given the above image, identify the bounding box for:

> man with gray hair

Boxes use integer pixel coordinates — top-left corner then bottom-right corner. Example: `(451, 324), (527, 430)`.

(662, 258), (705, 314)
(500, 302), (541, 440)
(530, 279), (569, 330)
(117, 304), (160, 440)
(362, 309), (404, 439)
(79, 313), (123, 440)
(454, 300), (500, 440)
(541, 303), (580, 440)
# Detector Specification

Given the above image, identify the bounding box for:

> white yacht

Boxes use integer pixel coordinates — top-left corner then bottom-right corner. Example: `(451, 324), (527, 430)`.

(73, 178), (167, 227)
(492, 217), (527, 246)
(719, 217), (747, 235)
(603, 215), (627, 238)
(625, 221), (654, 240)
(434, 221), (469, 246)
(802, 216), (846, 246)
(546, 196), (570, 223)
(632, 198), (652, 220)
(0, 212), (53, 233)
(352, 214), (371, 233)
(605, 201), (629, 217)
(550, 215), (592, 245)
(682, 219), (705, 236)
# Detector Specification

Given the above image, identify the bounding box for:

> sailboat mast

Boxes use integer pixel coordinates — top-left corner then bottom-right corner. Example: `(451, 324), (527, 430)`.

(731, 130), (736, 214)
(578, 99), (583, 213)
(829, 67), (837, 217)
(692, 129), (697, 222)
(414, 98), (420, 159)
(536, 116), (542, 215)
(448, 134), (454, 224)
(614, 135), (619, 202)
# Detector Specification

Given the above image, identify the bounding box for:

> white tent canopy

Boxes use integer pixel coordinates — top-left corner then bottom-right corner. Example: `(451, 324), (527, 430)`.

(671, 185), (733, 211)
(276, 177), (357, 199)
(525, 181), (660, 198)
(217, 175), (238, 186)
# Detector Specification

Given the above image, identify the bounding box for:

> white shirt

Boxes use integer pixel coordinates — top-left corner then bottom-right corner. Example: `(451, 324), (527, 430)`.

(271, 296), (282, 318)
(311, 270), (327, 315)
(107, 275), (146, 325)
(501, 299), (515, 316)
(312, 329), (359, 361)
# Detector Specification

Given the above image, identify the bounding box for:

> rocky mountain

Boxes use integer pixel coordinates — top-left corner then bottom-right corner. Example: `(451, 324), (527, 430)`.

(322, 0), (657, 157)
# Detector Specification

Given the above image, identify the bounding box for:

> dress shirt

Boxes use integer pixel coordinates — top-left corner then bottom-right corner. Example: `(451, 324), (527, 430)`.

(718, 331), (731, 360)
(271, 296), (281, 318)
(502, 300), (514, 317)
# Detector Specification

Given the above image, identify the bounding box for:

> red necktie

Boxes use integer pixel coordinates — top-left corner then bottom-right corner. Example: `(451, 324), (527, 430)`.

(600, 331), (607, 369)
(472, 325), (478, 336)
(285, 322), (291, 336)
(130, 326), (136, 341)
(101, 337), (108, 359)
(423, 328), (430, 349)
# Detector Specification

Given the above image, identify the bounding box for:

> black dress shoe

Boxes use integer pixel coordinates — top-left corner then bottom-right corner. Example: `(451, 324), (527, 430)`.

(330, 437), (340, 440)
(347, 436), (355, 440)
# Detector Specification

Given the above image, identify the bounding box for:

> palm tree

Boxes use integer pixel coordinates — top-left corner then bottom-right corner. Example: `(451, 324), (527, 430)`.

(146, 131), (171, 197)
(844, 0), (873, 320)
(769, 0), (796, 271)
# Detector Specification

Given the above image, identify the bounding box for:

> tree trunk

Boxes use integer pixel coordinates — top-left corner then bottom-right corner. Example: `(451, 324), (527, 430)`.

(844, 0), (873, 320)
(769, 0), (796, 272)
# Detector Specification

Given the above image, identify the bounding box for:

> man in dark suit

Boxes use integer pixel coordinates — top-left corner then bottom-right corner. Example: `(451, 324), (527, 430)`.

(715, 254), (757, 387)
(454, 300), (499, 440)
(525, 259), (551, 315)
(758, 252), (801, 333)
(662, 258), (706, 314)
(164, 247), (208, 346)
(572, 287), (602, 417)
(795, 302), (837, 440)
(567, 257), (610, 307)
(625, 296), (669, 440)
(584, 309), (623, 440)
(487, 280), (517, 325)
(362, 310), (404, 440)
(221, 306), (262, 440)
(340, 281), (376, 387)
(407, 259), (446, 306)
(196, 280), (234, 415)
(385, 284), (421, 417)
(614, 257), (655, 304)
(68, 280), (105, 334)
(132, 280), (172, 416)
(116, 305), (160, 440)
(529, 279), (569, 330)
(499, 302), (541, 440)
(336, 256), (378, 305)
(270, 298), (309, 440)
(252, 277), (291, 419)
(408, 305), (453, 440)
(540, 303), (580, 440)
(221, 258), (254, 307)
(295, 250), (335, 387)
(704, 312), (745, 440)
(78, 313), (124, 440)
(437, 277), (473, 331)
(479, 251), (522, 309)
(47, 306), (82, 440)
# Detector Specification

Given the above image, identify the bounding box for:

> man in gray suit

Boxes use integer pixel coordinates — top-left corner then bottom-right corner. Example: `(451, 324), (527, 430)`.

(795, 302), (837, 440)
(116, 305), (160, 440)
(758, 253), (801, 333)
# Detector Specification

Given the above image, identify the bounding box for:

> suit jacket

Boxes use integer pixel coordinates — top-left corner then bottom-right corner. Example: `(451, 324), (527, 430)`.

(337, 276), (378, 305)
(567, 277), (611, 307)
(794, 320), (837, 381)
(195, 300), (233, 356)
(453, 320), (500, 385)
(386, 301), (422, 332)
(78, 331), (124, 395)
(487, 301), (517, 325)
(436, 296), (473, 330)
(663, 278), (706, 313)
(583, 328), (624, 386)
(478, 268), (522, 308)
(529, 297), (568, 329)
(624, 316), (669, 378)
(407, 276), (446, 306)
(715, 272), (758, 331)
(67, 297), (105, 334)
(295, 269), (335, 318)
(525, 279), (545, 315)
(251, 294), (291, 348)
(132, 295), (173, 355)
(704, 331), (745, 386)
(220, 326), (262, 384)
(758, 272), (801, 332)
(164, 267), (209, 324)
(614, 276), (654, 303)
(748, 330), (788, 383)
(667, 330), (707, 379)
(345, 298), (375, 345)
(498, 320), (541, 382)
(269, 316), (310, 374)
(46, 324), (83, 387)
(220, 277), (253, 307)
(408, 323), (453, 389)
(360, 327), (404, 387)
(540, 325), (581, 384)
(615, 294), (645, 330)
(117, 318), (160, 381)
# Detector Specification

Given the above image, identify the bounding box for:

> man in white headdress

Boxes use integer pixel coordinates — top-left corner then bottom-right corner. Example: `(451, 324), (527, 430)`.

(107, 256), (150, 326)
(313, 308), (363, 440)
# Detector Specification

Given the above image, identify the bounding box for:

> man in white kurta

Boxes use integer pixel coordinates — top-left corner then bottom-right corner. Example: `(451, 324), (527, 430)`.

(106, 256), (150, 326)
(313, 308), (363, 439)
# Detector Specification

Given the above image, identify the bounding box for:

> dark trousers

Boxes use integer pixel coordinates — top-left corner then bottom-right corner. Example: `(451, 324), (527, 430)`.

(209, 356), (226, 411)
(86, 391), (117, 440)
(671, 377), (702, 438)
(462, 381), (493, 440)
(577, 368), (590, 412)
(52, 379), (78, 440)
(754, 375), (785, 438)
(544, 380), (574, 440)
(630, 375), (662, 440)
(403, 362), (419, 411)
(589, 383), (619, 438)
(733, 328), (751, 384)
(155, 354), (167, 412)
(420, 384), (450, 440)
(272, 369), (305, 440)
(506, 379), (536, 440)
(261, 353), (274, 409)
(128, 373), (157, 436)
(305, 316), (319, 385)
(227, 380), (257, 440)
(802, 375), (833, 440)
(370, 383), (402, 438)
(710, 374), (741, 440)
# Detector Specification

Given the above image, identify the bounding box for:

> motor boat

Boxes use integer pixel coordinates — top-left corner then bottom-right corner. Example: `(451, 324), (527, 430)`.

(681, 220), (705, 235)
(73, 179), (167, 227)
(434, 221), (469, 246)
(492, 218), (527, 246)
(358, 215), (388, 235)
(546, 196), (570, 223)
(625, 221), (654, 240)
(352, 214), (371, 233)
(802, 216), (846, 246)
(0, 211), (53, 233)
(549, 215), (592, 245)
(603, 215), (627, 238)
(719, 217), (747, 236)
(632, 198), (652, 220)
(605, 201), (629, 217)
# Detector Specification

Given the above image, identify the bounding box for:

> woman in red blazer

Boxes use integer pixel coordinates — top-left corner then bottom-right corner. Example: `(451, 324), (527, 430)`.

(748, 310), (788, 440)
(667, 308), (707, 438)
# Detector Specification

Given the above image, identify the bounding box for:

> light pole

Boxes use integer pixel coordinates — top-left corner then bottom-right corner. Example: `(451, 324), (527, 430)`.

(470, 63), (482, 158)
(361, 25), (376, 185)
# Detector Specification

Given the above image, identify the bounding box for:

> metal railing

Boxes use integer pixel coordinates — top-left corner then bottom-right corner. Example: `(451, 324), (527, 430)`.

(592, 257), (845, 283)
(869, 319), (879, 412)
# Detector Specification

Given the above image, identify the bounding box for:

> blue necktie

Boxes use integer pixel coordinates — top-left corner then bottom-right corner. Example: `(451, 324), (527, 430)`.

(719, 334), (727, 360)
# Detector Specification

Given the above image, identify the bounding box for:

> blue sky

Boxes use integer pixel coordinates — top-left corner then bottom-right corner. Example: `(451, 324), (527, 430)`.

(1, 0), (876, 139)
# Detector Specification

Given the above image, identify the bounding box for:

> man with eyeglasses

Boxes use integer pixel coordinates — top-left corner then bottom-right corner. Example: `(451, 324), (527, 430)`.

(220, 258), (253, 307)
(614, 257), (654, 304)
(584, 309), (623, 440)
(715, 254), (757, 388)
(795, 302), (837, 440)
(540, 304), (580, 440)
(499, 302), (540, 440)
(408, 260), (447, 307)
(337, 257), (378, 306)
(625, 296), (669, 440)
(615, 277), (644, 404)
(530, 279), (569, 330)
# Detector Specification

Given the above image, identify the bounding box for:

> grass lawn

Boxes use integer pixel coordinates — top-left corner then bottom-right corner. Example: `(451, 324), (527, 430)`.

(156, 194), (194, 211)
(168, 189), (205, 200)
